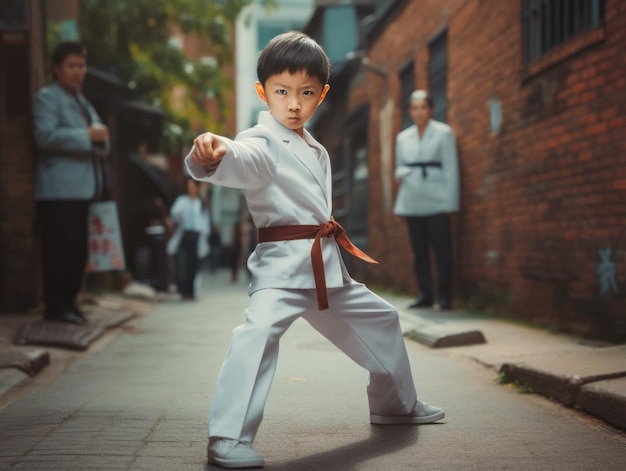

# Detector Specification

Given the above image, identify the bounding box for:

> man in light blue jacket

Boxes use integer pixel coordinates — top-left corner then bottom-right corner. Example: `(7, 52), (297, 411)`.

(393, 90), (460, 310)
(33, 42), (109, 324)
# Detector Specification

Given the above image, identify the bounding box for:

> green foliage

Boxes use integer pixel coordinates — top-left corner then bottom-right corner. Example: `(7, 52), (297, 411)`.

(496, 371), (508, 384)
(46, 20), (62, 55)
(78, 0), (253, 143)
(496, 372), (534, 394)
(513, 382), (534, 394)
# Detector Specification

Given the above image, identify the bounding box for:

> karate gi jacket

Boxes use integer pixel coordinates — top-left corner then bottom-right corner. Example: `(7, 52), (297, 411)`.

(186, 111), (351, 295)
(392, 119), (460, 216)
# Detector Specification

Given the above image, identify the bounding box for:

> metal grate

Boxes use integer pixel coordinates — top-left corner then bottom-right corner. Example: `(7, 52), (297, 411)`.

(522, 0), (605, 63)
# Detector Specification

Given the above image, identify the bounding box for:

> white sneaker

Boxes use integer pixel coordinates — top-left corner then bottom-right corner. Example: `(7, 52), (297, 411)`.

(370, 400), (445, 425)
(207, 438), (265, 468)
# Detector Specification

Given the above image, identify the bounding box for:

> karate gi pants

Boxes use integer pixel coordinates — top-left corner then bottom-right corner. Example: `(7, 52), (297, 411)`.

(208, 280), (418, 443)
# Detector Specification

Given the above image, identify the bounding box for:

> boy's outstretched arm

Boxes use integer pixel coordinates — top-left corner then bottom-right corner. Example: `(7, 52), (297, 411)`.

(185, 128), (278, 189)
(192, 132), (228, 171)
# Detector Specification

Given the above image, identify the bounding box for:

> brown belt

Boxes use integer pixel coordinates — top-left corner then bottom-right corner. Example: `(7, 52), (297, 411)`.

(257, 217), (378, 310)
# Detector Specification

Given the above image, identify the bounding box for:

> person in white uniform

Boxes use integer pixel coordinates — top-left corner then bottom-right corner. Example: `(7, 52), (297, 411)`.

(186, 32), (445, 469)
(393, 90), (460, 310)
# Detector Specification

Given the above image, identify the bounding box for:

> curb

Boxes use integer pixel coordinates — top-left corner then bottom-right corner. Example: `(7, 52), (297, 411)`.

(577, 378), (626, 431)
(0, 368), (29, 399)
(0, 348), (50, 400)
(499, 363), (626, 432)
(393, 300), (626, 434)
(404, 328), (486, 348)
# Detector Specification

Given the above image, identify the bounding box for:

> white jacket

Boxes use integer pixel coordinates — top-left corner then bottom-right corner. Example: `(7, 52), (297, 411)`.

(166, 195), (210, 258)
(185, 111), (351, 295)
(393, 120), (460, 216)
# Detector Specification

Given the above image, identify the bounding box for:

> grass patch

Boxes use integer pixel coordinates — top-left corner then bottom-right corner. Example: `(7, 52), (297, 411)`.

(496, 371), (534, 394)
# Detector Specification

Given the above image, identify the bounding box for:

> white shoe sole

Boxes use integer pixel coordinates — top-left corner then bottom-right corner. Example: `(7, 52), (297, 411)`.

(208, 455), (265, 469)
(370, 409), (445, 425)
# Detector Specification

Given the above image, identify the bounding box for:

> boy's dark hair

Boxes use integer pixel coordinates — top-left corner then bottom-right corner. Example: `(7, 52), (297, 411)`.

(257, 32), (330, 86)
(51, 42), (86, 68)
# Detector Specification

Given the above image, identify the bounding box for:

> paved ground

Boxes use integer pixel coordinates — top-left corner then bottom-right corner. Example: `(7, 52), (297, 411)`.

(0, 270), (625, 470)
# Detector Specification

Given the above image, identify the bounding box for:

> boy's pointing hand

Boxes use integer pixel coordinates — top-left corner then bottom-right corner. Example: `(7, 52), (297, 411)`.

(192, 132), (228, 169)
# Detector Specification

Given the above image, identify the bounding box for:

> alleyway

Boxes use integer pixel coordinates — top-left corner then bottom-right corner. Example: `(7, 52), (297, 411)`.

(1, 270), (625, 470)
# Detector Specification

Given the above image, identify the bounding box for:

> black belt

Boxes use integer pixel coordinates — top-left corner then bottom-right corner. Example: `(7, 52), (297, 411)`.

(406, 162), (442, 178)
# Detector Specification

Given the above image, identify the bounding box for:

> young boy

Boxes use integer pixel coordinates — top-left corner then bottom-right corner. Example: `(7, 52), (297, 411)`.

(186, 32), (444, 469)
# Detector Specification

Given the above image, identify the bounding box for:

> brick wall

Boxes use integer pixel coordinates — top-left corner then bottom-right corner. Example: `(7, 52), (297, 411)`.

(334, 0), (626, 340)
(0, 2), (46, 313)
(361, 0), (464, 294)
(0, 118), (40, 312)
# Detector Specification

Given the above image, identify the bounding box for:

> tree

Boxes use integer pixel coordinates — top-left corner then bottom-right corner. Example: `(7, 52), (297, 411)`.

(77, 0), (253, 150)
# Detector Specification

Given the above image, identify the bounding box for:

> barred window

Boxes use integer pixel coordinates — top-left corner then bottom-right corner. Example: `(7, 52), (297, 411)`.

(399, 61), (415, 130)
(522, 0), (605, 63)
(428, 29), (448, 123)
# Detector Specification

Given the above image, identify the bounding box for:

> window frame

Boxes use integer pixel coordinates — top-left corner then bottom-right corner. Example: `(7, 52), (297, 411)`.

(522, 0), (606, 64)
(428, 28), (448, 123)
(398, 60), (415, 131)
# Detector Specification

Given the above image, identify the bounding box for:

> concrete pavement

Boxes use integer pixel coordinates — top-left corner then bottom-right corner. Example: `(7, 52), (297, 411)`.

(0, 294), (152, 406)
(0, 271), (625, 469)
(2, 276), (626, 430)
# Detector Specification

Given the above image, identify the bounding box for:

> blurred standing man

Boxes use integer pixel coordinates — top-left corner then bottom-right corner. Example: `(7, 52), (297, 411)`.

(33, 42), (109, 324)
(393, 90), (459, 310)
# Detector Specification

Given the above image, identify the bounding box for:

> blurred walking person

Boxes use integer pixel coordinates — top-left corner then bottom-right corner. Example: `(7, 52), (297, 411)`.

(167, 177), (210, 299)
(33, 42), (110, 324)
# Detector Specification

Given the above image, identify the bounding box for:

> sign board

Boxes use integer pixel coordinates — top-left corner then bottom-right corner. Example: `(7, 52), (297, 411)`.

(86, 201), (126, 272)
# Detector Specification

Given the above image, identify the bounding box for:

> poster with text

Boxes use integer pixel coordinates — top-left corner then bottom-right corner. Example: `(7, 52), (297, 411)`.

(87, 201), (126, 272)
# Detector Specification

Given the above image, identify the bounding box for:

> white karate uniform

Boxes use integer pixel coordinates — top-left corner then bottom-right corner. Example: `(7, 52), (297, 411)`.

(186, 111), (418, 443)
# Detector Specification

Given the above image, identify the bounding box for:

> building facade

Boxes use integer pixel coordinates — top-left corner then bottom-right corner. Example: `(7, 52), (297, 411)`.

(308, 0), (626, 341)
(0, 0), (47, 311)
(0, 0), (175, 309)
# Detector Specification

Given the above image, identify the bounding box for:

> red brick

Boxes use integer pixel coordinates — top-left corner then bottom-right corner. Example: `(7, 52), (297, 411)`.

(586, 123), (608, 135)
(609, 117), (626, 129)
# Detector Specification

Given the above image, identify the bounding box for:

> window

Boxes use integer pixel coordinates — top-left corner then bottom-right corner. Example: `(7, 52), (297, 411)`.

(522, 0), (605, 63)
(398, 61), (415, 130)
(321, 6), (358, 66)
(257, 21), (306, 52)
(0, 0), (29, 31)
(428, 29), (448, 123)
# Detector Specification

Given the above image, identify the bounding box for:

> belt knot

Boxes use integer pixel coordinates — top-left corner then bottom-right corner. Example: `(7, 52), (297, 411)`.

(320, 218), (339, 238)
(257, 217), (378, 310)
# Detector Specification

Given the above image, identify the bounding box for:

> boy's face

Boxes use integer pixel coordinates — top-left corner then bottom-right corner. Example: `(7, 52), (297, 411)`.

(54, 53), (87, 94)
(256, 70), (329, 137)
